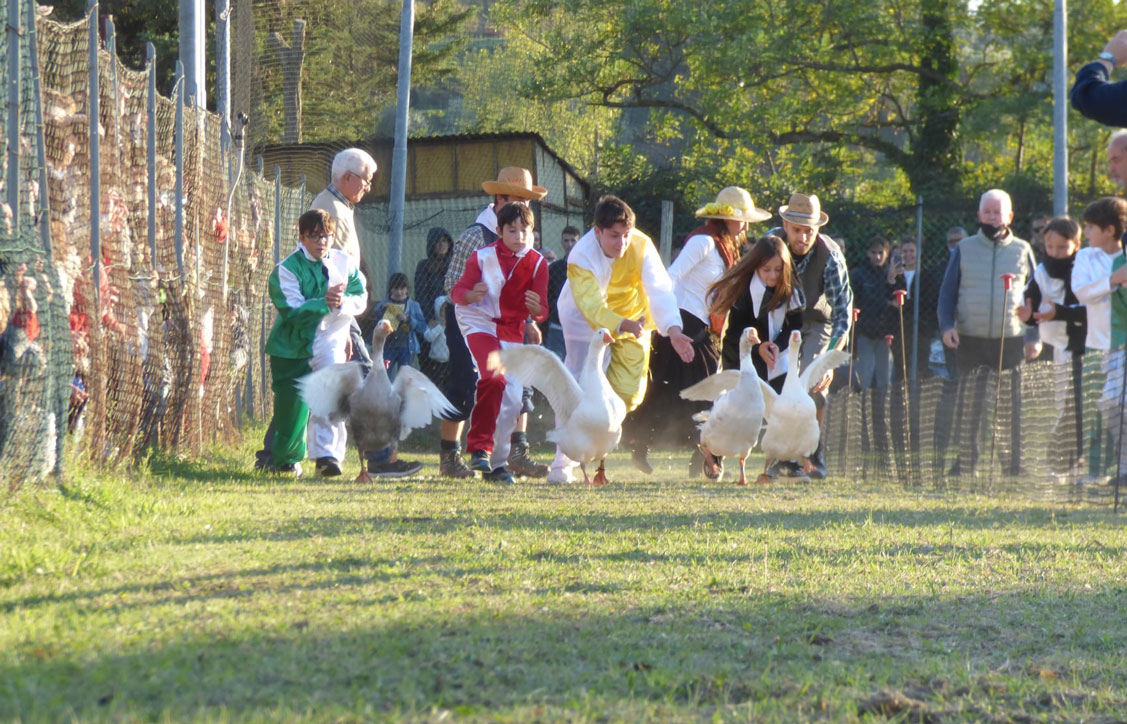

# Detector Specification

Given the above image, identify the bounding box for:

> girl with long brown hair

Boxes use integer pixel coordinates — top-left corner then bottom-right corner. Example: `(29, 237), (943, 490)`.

(625, 187), (772, 479)
(710, 234), (805, 393)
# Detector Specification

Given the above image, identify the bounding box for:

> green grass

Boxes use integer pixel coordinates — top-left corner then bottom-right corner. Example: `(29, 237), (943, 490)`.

(3, 430), (1127, 722)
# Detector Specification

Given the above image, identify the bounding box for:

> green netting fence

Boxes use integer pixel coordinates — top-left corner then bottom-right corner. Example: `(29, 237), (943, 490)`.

(1, 0), (307, 490)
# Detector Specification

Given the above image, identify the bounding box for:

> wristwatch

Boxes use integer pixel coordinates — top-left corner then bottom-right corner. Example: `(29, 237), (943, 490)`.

(1099, 51), (1116, 67)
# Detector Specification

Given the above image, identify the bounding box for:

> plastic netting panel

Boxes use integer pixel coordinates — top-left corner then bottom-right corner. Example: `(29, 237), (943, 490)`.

(823, 353), (1127, 504)
(0, 0), (73, 488)
(4, 5), (308, 479)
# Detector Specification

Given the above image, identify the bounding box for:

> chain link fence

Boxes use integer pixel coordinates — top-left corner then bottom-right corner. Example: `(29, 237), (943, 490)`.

(1, 0), (308, 490)
(820, 200), (1125, 505)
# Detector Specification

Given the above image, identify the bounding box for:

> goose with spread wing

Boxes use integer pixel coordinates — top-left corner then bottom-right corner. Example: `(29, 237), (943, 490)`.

(757, 330), (850, 484)
(298, 319), (455, 483)
(494, 327), (624, 485)
(680, 327), (768, 486)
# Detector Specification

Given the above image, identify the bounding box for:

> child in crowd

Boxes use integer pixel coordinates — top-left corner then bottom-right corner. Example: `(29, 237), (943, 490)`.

(372, 272), (426, 379)
(452, 202), (549, 484)
(421, 296), (451, 387)
(265, 209), (368, 477)
(710, 234), (805, 394)
(1016, 216), (1087, 475)
(1073, 197), (1127, 483)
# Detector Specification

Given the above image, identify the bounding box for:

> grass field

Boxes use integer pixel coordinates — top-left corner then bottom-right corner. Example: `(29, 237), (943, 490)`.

(3, 431), (1127, 723)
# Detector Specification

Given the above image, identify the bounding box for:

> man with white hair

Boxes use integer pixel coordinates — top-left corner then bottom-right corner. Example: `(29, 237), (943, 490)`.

(313, 148), (423, 477)
(936, 189), (1037, 478)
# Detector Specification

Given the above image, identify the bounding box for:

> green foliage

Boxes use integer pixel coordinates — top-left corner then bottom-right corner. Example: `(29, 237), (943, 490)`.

(256, 0), (473, 142)
(449, 0), (1127, 215)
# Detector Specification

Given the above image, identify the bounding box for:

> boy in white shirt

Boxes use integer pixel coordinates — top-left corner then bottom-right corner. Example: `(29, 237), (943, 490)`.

(1071, 197), (1127, 482)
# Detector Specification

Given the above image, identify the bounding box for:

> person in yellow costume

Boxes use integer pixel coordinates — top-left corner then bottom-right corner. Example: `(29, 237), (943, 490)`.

(547, 195), (696, 483)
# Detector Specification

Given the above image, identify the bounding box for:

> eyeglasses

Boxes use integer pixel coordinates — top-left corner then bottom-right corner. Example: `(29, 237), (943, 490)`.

(351, 172), (373, 190)
(303, 232), (333, 242)
(1032, 224), (1047, 233)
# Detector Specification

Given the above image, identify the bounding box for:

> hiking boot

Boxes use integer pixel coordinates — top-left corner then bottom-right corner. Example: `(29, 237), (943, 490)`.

(483, 466), (515, 485)
(315, 457), (342, 478)
(439, 448), (474, 479)
(507, 440), (548, 478)
(632, 447), (654, 475)
(469, 450), (492, 474)
(369, 459), (423, 478)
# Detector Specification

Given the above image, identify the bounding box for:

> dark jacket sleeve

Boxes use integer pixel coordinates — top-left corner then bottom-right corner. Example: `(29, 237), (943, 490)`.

(1053, 302), (1087, 323)
(937, 248), (961, 333)
(1070, 61), (1127, 127)
(1022, 276), (1043, 328)
(721, 288), (754, 371)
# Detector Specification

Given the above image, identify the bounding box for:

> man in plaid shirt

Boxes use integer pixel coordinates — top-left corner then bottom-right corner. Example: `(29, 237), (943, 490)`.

(767, 192), (853, 480)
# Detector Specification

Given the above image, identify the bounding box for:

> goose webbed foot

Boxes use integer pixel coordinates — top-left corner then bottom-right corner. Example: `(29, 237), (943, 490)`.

(355, 450), (373, 484)
(592, 460), (608, 486)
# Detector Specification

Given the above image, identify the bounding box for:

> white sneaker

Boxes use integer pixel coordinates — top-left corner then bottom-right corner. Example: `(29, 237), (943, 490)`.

(546, 467), (575, 485)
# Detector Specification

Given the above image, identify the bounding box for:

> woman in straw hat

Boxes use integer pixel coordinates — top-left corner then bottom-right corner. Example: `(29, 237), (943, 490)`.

(625, 187), (772, 478)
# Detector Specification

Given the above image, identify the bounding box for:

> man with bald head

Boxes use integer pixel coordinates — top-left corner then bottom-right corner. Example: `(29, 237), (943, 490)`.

(1107, 130), (1127, 189)
(936, 189), (1038, 478)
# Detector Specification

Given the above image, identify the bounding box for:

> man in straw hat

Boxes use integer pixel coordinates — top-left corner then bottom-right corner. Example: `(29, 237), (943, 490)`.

(547, 194), (696, 484)
(625, 186), (770, 477)
(766, 192), (853, 480)
(438, 167), (551, 479)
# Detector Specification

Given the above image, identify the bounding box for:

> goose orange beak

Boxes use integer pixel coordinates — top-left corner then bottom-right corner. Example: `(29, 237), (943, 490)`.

(602, 331), (614, 344)
(378, 319), (394, 333)
(745, 328), (760, 344)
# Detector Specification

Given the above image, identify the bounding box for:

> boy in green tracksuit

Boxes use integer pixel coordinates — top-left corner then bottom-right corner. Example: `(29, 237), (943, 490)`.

(265, 209), (368, 474)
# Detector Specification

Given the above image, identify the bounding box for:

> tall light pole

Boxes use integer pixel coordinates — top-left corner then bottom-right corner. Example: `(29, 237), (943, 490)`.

(180, 0), (206, 108)
(387, 0), (415, 276)
(1053, 0), (1068, 215)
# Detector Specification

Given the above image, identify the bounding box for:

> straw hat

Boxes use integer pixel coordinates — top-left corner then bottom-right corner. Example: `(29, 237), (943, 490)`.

(481, 167), (548, 200)
(694, 187), (772, 224)
(778, 192), (829, 227)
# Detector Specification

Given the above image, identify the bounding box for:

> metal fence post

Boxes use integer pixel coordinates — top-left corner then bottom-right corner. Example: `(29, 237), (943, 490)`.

(7, 0), (22, 231)
(659, 200), (673, 265)
(146, 43), (157, 269)
(174, 60), (185, 278)
(88, 0), (101, 308)
(29, 0), (50, 257)
(912, 196), (923, 381)
(29, 0), (64, 475)
(216, 0), (231, 164)
(274, 165), (282, 265)
(106, 16), (118, 161)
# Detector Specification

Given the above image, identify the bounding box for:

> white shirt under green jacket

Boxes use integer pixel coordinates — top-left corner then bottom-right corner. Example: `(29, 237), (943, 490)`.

(266, 246), (368, 362)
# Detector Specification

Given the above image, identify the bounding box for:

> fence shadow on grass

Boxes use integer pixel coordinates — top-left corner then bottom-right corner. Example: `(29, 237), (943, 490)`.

(150, 500), (1127, 549)
(4, 588), (1127, 721)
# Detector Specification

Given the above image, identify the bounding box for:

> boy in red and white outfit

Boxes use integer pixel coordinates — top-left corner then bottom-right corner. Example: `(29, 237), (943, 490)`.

(452, 202), (549, 483)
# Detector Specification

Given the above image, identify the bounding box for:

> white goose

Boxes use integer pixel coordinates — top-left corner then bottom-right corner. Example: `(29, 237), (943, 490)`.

(680, 327), (768, 486)
(757, 330), (850, 483)
(298, 319), (455, 483)
(494, 327), (624, 485)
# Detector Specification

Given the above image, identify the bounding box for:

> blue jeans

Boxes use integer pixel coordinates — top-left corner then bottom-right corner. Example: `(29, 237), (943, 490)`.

(384, 345), (413, 380)
(545, 324), (566, 361)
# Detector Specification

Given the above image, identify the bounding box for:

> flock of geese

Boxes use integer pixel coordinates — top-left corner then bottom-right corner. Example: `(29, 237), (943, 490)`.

(298, 319), (849, 485)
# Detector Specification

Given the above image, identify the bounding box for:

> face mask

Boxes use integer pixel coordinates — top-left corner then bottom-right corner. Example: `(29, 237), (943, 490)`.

(980, 223), (1009, 242)
(1043, 254), (1074, 279)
